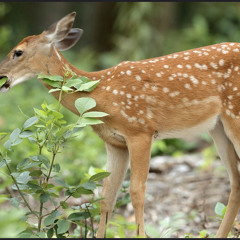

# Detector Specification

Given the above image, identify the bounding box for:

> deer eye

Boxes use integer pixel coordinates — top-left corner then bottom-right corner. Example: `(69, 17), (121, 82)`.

(13, 50), (23, 58)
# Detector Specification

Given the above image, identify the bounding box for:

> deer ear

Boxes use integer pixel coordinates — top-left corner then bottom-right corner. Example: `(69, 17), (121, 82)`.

(45, 12), (77, 43)
(54, 28), (83, 51)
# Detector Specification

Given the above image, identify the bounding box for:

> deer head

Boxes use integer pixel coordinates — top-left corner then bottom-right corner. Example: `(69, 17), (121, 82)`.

(0, 12), (83, 93)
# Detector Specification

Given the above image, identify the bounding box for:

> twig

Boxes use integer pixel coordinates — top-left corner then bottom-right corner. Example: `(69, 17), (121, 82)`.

(4, 159), (38, 218)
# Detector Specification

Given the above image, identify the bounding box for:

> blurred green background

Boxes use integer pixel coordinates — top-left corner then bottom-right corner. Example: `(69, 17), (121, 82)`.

(1, 2), (240, 236)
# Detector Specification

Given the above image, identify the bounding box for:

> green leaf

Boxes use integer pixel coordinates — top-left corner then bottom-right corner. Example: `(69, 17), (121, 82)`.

(77, 80), (100, 92)
(0, 77), (8, 87)
(65, 78), (82, 88)
(11, 138), (22, 146)
(82, 111), (109, 118)
(4, 140), (12, 149)
(30, 170), (42, 177)
(19, 130), (34, 138)
(62, 86), (73, 91)
(17, 158), (30, 170)
(35, 232), (47, 238)
(22, 162), (40, 170)
(57, 219), (70, 234)
(74, 97), (96, 115)
(30, 155), (39, 162)
(76, 186), (93, 195)
(68, 212), (91, 221)
(10, 128), (21, 143)
(34, 108), (47, 119)
(53, 163), (61, 172)
(12, 184), (27, 190)
(47, 228), (54, 238)
(38, 155), (50, 168)
(48, 88), (61, 93)
(215, 202), (227, 217)
(46, 183), (55, 190)
(40, 193), (50, 203)
(16, 171), (31, 184)
(51, 111), (64, 120)
(89, 172), (111, 182)
(0, 158), (11, 168)
(27, 182), (42, 191)
(23, 116), (39, 129)
(60, 201), (68, 209)
(41, 79), (62, 88)
(55, 178), (69, 188)
(81, 181), (97, 190)
(76, 117), (103, 128)
(18, 232), (35, 238)
(44, 210), (62, 226)
(199, 230), (208, 238)
(38, 74), (63, 82)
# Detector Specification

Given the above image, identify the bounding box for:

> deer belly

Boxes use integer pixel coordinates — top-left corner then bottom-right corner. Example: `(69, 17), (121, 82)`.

(153, 114), (219, 140)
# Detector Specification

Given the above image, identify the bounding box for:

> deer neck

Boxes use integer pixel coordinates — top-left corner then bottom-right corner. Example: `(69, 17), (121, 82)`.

(41, 46), (104, 115)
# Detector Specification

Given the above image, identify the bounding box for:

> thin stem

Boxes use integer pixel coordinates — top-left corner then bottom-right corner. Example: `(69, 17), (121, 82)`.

(86, 204), (95, 238)
(4, 159), (38, 218)
(41, 193), (73, 218)
(38, 203), (44, 232)
(46, 145), (59, 182)
(38, 144), (59, 231)
(57, 76), (67, 112)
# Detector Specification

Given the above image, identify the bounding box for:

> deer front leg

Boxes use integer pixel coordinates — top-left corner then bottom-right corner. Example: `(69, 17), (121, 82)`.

(127, 134), (152, 237)
(97, 143), (129, 238)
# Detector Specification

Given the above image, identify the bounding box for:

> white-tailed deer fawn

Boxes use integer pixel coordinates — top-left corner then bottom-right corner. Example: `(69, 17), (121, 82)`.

(0, 12), (240, 238)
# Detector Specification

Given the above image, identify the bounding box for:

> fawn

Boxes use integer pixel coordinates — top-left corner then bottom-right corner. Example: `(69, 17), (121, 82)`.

(0, 12), (240, 238)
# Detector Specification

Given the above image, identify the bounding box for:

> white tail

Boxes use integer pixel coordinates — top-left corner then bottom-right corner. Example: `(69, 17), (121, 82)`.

(1, 12), (240, 238)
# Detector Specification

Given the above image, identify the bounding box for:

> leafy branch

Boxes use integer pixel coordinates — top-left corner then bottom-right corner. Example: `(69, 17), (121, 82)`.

(0, 65), (111, 238)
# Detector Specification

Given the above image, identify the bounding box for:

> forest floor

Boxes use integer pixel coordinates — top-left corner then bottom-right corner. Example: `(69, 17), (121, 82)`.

(2, 144), (240, 238)
(115, 153), (240, 238)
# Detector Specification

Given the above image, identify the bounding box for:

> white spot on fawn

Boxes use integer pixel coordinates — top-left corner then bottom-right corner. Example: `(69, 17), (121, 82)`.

(126, 70), (132, 76)
(163, 87), (169, 93)
(113, 90), (118, 95)
(190, 76), (199, 84)
(210, 62), (218, 69)
(219, 59), (224, 66)
(184, 83), (191, 89)
(136, 75), (141, 81)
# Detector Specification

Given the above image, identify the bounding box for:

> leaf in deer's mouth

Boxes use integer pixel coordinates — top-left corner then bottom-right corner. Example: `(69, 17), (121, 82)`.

(0, 77), (8, 88)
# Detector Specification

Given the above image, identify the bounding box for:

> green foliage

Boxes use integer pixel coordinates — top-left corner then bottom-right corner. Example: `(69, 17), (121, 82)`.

(0, 68), (110, 238)
(0, 208), (26, 238)
(214, 202), (227, 220)
(0, 77), (7, 87)
(106, 215), (137, 238)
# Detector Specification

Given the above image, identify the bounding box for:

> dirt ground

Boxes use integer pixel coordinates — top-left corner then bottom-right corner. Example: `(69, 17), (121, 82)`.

(115, 153), (237, 238)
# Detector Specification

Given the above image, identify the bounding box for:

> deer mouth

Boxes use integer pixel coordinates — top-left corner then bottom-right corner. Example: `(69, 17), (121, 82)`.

(0, 76), (11, 92)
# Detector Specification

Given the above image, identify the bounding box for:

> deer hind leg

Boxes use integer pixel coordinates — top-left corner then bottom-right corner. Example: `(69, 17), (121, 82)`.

(97, 143), (129, 238)
(209, 119), (240, 238)
(126, 133), (152, 237)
